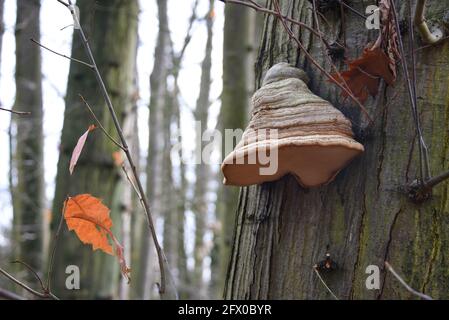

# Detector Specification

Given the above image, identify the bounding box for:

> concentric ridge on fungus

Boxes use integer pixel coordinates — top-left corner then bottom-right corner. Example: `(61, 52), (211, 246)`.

(221, 62), (364, 188)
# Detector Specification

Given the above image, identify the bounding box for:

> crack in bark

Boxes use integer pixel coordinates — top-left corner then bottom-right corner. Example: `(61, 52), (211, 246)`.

(376, 89), (390, 192)
(348, 186), (368, 299)
(378, 207), (403, 299)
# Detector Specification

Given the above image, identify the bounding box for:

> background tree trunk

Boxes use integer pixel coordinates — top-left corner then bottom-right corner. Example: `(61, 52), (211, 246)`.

(0, 0), (4, 70)
(225, 0), (449, 300)
(215, 3), (257, 297)
(136, 0), (172, 300)
(11, 0), (44, 283)
(52, 0), (139, 299)
(192, 0), (214, 299)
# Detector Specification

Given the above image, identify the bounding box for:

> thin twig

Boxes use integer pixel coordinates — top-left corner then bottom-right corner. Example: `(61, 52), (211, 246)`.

(391, 0), (430, 183)
(415, 36), (449, 52)
(0, 107), (31, 116)
(338, 0), (367, 21)
(408, 1), (430, 181)
(121, 165), (141, 199)
(46, 197), (67, 293)
(313, 267), (339, 300)
(218, 0), (337, 49)
(273, 0), (373, 123)
(174, 0), (199, 63)
(31, 38), (94, 69)
(0, 267), (58, 300)
(78, 95), (126, 151)
(385, 262), (433, 300)
(60, 1), (173, 297)
(311, 0), (353, 104)
(10, 261), (45, 292)
(0, 288), (26, 300)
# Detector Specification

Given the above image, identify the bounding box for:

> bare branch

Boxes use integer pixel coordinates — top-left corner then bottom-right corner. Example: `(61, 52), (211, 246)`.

(391, 1), (430, 185)
(121, 165), (141, 199)
(78, 95), (127, 151)
(0, 267), (59, 300)
(272, 0), (373, 123)
(10, 260), (45, 292)
(0, 288), (26, 300)
(30, 38), (94, 69)
(218, 0), (337, 49)
(0, 107), (31, 116)
(313, 267), (339, 300)
(46, 197), (67, 293)
(385, 262), (433, 300)
(58, 1), (175, 298)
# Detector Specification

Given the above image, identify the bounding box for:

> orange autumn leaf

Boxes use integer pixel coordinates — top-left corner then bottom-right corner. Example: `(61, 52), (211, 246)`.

(331, 47), (395, 104)
(69, 125), (97, 175)
(64, 194), (131, 282)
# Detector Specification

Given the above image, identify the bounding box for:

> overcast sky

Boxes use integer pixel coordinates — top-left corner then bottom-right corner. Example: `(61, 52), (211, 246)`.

(0, 0), (224, 245)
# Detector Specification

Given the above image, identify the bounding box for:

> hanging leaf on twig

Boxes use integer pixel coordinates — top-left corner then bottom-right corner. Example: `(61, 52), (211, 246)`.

(331, 47), (395, 104)
(69, 125), (97, 175)
(331, 0), (399, 104)
(64, 194), (131, 282)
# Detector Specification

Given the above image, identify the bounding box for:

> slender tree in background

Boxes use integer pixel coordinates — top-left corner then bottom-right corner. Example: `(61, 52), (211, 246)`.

(137, 0), (172, 300)
(52, 0), (139, 299)
(214, 4), (255, 297)
(192, 0), (215, 299)
(118, 49), (140, 301)
(225, 0), (449, 299)
(10, 0), (44, 282)
(0, 0), (4, 71)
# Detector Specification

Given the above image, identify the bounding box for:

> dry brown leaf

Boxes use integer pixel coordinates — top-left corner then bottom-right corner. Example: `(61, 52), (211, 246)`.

(331, 47), (395, 104)
(64, 194), (131, 282)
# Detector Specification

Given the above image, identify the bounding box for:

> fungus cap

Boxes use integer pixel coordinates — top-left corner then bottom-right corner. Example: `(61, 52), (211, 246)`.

(221, 62), (364, 188)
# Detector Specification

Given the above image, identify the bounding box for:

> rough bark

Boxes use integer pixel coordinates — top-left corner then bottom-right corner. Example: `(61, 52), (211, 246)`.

(192, 0), (214, 299)
(225, 0), (449, 300)
(216, 3), (253, 297)
(51, 0), (138, 299)
(11, 0), (44, 281)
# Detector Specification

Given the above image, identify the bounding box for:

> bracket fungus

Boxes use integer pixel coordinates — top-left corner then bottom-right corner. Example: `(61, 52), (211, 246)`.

(221, 62), (364, 188)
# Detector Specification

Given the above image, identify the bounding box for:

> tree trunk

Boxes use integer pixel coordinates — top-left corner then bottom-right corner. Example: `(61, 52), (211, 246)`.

(192, 0), (214, 299)
(51, 0), (138, 299)
(216, 3), (255, 297)
(11, 0), (44, 282)
(225, 0), (449, 300)
(136, 0), (172, 300)
(119, 57), (140, 301)
(0, 0), (4, 69)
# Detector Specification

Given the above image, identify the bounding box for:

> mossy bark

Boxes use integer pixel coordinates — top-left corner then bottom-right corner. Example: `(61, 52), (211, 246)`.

(51, 0), (138, 299)
(225, 0), (449, 299)
(216, 4), (253, 298)
(11, 0), (44, 282)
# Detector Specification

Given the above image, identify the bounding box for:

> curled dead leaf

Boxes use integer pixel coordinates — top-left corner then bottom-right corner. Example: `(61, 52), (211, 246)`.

(64, 194), (131, 282)
(69, 125), (96, 175)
